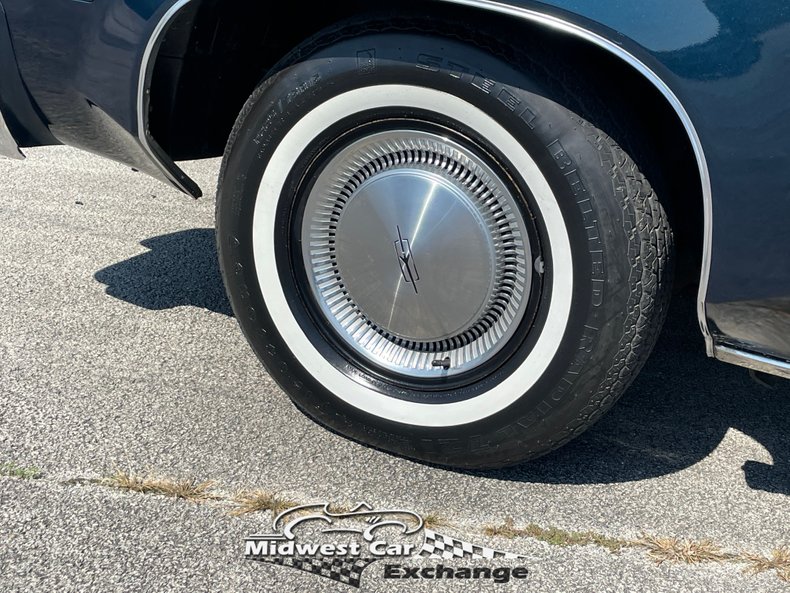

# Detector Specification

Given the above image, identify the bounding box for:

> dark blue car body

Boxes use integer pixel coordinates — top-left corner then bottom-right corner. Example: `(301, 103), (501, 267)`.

(1, 0), (788, 378)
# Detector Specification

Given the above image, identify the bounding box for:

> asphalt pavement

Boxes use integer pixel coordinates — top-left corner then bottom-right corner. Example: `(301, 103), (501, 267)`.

(1, 147), (788, 592)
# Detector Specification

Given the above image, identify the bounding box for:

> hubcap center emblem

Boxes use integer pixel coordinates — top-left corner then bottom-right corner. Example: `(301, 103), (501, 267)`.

(394, 225), (419, 294)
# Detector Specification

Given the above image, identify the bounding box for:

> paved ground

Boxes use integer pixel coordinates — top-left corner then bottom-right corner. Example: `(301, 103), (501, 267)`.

(1, 147), (788, 592)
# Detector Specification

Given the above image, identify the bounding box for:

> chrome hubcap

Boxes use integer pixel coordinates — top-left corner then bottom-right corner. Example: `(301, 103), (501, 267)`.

(301, 130), (532, 377)
(336, 168), (496, 340)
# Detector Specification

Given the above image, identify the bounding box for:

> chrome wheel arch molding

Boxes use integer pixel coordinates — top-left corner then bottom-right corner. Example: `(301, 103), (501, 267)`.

(137, 0), (201, 197)
(137, 0), (716, 356)
(429, 0), (714, 356)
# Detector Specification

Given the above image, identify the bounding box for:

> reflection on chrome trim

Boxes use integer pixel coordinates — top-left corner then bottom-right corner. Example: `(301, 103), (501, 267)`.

(137, 0), (197, 195)
(0, 108), (24, 160)
(715, 345), (790, 380)
(433, 0), (715, 355)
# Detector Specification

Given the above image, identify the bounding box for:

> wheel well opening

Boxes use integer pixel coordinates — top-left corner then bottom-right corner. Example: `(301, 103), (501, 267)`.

(148, 0), (360, 163)
(148, 0), (703, 287)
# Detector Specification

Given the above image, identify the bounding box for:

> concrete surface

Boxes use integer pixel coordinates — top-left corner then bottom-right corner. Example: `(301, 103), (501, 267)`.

(1, 147), (788, 592)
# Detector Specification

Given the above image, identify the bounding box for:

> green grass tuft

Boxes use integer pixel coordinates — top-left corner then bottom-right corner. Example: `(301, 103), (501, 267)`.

(0, 462), (42, 479)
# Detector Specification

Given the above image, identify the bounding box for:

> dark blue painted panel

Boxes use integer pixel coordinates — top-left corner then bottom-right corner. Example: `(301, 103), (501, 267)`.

(1, 0), (169, 178)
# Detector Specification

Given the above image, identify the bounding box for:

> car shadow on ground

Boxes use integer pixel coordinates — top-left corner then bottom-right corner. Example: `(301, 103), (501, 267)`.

(94, 228), (232, 316)
(95, 228), (790, 495)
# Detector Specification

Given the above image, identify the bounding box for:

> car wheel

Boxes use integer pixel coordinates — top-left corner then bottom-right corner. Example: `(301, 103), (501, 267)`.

(215, 18), (673, 469)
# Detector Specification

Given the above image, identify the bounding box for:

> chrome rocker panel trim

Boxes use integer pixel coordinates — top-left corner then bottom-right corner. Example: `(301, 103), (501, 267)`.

(714, 345), (790, 380)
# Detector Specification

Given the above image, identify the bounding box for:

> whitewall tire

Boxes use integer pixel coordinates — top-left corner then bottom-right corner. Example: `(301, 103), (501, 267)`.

(215, 18), (673, 468)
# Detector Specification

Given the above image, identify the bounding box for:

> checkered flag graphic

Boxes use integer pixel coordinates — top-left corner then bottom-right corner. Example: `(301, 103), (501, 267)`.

(418, 528), (526, 560)
(250, 555), (377, 588)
